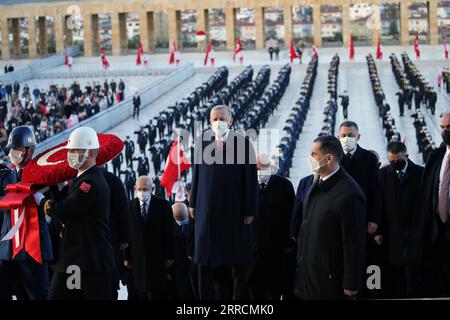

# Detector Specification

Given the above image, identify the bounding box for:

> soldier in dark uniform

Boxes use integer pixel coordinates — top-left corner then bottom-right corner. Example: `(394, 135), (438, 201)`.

(0, 126), (52, 300)
(35, 127), (115, 300)
(121, 167), (137, 200)
(135, 128), (148, 156)
(133, 153), (150, 177)
(124, 136), (135, 170)
(112, 152), (123, 178)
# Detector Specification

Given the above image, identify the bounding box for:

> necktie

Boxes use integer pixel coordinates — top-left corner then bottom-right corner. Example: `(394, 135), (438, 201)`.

(259, 183), (266, 191)
(216, 138), (223, 149)
(141, 202), (147, 218)
(439, 155), (450, 223)
(342, 153), (352, 168)
(17, 170), (22, 182)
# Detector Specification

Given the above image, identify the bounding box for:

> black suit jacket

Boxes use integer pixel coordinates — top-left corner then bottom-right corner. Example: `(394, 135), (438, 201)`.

(341, 145), (382, 225)
(128, 195), (174, 293)
(103, 170), (130, 269)
(379, 160), (424, 266)
(296, 168), (366, 299)
(41, 166), (115, 272)
(419, 145), (450, 246)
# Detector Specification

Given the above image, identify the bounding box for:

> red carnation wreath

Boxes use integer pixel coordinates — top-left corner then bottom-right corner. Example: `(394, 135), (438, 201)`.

(21, 134), (124, 185)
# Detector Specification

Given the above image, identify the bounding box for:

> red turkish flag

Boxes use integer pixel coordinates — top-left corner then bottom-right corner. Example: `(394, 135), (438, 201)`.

(376, 34), (383, 60)
(349, 33), (355, 61)
(233, 38), (243, 62)
(204, 41), (212, 66)
(161, 140), (191, 197)
(100, 48), (110, 69)
(414, 33), (420, 59)
(136, 41), (143, 65)
(289, 39), (299, 64)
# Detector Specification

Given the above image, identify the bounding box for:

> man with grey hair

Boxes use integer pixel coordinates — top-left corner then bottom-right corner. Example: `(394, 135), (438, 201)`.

(248, 153), (295, 300)
(420, 111), (450, 297)
(126, 176), (174, 300)
(190, 104), (258, 300)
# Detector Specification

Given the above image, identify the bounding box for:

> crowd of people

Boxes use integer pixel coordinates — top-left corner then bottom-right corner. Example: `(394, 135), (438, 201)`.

(389, 53), (437, 163)
(277, 56), (317, 177)
(2, 53), (450, 301)
(401, 53), (438, 115)
(318, 54), (339, 137)
(367, 54), (401, 144)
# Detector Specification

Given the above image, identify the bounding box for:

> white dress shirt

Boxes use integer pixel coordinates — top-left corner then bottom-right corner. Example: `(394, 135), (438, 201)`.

(439, 148), (450, 193)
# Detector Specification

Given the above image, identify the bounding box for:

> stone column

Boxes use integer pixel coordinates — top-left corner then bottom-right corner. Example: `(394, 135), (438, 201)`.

(111, 12), (121, 56)
(64, 15), (74, 47)
(312, 4), (322, 46)
(176, 10), (183, 49)
(38, 16), (47, 55)
(284, 5), (293, 48)
(226, 7), (236, 50)
(91, 14), (100, 54)
(28, 16), (37, 58)
(371, 4), (381, 46)
(0, 17), (9, 61)
(197, 8), (208, 52)
(12, 18), (20, 58)
(54, 15), (64, 54)
(429, 0), (438, 45)
(168, 8), (178, 48)
(400, 0), (410, 46)
(342, 2), (350, 47)
(255, 7), (265, 49)
(140, 11), (152, 53)
(119, 13), (127, 53)
(83, 13), (93, 57)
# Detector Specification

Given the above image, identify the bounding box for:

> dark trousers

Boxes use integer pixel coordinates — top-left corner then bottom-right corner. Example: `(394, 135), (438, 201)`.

(0, 259), (49, 300)
(113, 164), (121, 177)
(126, 186), (134, 200)
(382, 263), (421, 298)
(343, 105), (348, 119)
(199, 262), (253, 300)
(49, 271), (112, 300)
(133, 105), (140, 119)
(126, 153), (133, 169)
(139, 144), (146, 155)
(423, 222), (450, 298)
(189, 262), (200, 300)
(399, 103), (405, 116)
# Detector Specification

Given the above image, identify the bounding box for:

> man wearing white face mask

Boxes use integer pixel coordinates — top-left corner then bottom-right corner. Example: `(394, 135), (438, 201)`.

(0, 126), (53, 300)
(295, 135), (366, 300)
(125, 176), (174, 300)
(189, 105), (258, 300)
(338, 121), (382, 298)
(35, 126), (115, 300)
(249, 154), (295, 300)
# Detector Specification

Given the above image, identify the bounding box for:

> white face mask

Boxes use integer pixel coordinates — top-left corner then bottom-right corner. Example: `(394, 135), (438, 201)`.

(257, 169), (272, 183)
(137, 190), (151, 203)
(307, 154), (329, 175)
(211, 120), (229, 137)
(340, 137), (357, 153)
(9, 149), (24, 167)
(67, 150), (89, 170)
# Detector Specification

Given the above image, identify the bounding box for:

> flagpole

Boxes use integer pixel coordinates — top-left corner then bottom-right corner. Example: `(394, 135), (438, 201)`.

(177, 129), (181, 180)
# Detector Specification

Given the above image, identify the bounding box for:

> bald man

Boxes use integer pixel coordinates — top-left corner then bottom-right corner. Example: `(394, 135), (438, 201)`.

(248, 153), (296, 300)
(171, 203), (194, 300)
(420, 111), (450, 297)
(126, 176), (174, 300)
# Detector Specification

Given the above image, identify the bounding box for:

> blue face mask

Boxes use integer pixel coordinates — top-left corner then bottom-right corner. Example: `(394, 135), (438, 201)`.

(176, 218), (189, 226)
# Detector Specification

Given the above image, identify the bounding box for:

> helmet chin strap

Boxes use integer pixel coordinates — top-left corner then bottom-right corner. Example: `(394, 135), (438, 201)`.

(18, 147), (29, 168)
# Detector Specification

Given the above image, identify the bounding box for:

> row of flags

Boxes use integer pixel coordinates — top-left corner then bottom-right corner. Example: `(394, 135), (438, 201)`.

(64, 33), (450, 71)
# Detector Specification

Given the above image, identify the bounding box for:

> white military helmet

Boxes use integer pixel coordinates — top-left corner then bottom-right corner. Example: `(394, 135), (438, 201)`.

(65, 127), (100, 149)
